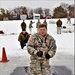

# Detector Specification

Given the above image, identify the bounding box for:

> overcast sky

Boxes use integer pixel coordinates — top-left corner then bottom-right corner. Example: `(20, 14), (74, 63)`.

(0, 0), (74, 10)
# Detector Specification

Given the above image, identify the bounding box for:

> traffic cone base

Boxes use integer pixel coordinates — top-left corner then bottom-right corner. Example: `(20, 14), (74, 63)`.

(0, 60), (9, 62)
(0, 47), (9, 62)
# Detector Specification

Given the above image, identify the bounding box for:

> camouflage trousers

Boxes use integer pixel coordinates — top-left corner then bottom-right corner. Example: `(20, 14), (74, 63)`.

(30, 59), (52, 75)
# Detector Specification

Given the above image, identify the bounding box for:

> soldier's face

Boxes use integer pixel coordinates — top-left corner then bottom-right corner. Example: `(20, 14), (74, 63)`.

(38, 27), (47, 36)
(22, 31), (26, 34)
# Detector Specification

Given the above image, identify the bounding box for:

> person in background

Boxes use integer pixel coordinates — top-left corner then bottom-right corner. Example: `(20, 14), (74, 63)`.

(27, 24), (57, 75)
(56, 18), (62, 34)
(18, 29), (30, 49)
(21, 20), (27, 31)
(67, 15), (71, 25)
(29, 20), (34, 35)
(36, 19), (41, 32)
(43, 19), (47, 26)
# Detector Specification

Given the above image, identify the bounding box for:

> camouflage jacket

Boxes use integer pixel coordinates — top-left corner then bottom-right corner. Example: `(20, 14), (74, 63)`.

(36, 22), (41, 28)
(29, 22), (34, 28)
(56, 20), (62, 27)
(27, 33), (57, 60)
(18, 32), (30, 42)
(43, 21), (47, 26)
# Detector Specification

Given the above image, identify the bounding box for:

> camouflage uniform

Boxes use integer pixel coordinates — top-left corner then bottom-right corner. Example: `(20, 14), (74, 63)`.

(27, 33), (57, 75)
(36, 21), (41, 32)
(36, 21), (41, 28)
(29, 21), (34, 34)
(67, 16), (71, 25)
(56, 19), (62, 34)
(43, 20), (47, 26)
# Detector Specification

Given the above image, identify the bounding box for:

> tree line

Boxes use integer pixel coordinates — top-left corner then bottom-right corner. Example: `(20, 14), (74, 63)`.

(0, 3), (74, 20)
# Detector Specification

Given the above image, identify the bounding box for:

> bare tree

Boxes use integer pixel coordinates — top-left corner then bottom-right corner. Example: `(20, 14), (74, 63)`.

(0, 8), (5, 15)
(29, 9), (33, 19)
(60, 3), (69, 10)
(44, 8), (50, 16)
(34, 7), (43, 14)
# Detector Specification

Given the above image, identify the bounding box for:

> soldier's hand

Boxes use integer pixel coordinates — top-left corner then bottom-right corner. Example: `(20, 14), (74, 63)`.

(45, 53), (50, 59)
(36, 51), (43, 57)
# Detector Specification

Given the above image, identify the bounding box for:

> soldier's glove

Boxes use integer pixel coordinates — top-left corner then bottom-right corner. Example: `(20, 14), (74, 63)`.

(36, 51), (43, 57)
(45, 53), (50, 59)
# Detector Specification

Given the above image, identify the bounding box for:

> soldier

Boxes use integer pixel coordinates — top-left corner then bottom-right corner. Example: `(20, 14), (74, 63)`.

(29, 20), (34, 35)
(21, 20), (27, 31)
(43, 19), (47, 26)
(18, 30), (30, 49)
(67, 16), (71, 25)
(56, 18), (62, 34)
(27, 24), (57, 75)
(36, 19), (41, 32)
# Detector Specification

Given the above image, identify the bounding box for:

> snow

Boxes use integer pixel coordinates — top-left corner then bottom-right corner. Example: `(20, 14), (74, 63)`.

(0, 18), (74, 57)
(0, 18), (74, 75)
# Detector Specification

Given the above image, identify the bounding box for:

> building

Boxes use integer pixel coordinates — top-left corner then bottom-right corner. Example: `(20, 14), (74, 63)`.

(33, 14), (40, 19)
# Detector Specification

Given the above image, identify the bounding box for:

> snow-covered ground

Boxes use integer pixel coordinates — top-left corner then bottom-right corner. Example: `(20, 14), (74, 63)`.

(0, 18), (74, 75)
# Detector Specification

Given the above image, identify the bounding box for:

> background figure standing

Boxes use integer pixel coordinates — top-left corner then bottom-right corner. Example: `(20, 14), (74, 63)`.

(67, 16), (71, 25)
(36, 19), (41, 32)
(27, 24), (57, 75)
(18, 30), (30, 49)
(29, 20), (34, 35)
(21, 20), (27, 31)
(43, 19), (47, 26)
(56, 18), (62, 34)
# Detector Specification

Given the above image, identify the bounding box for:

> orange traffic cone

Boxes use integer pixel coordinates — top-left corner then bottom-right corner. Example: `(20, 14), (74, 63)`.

(0, 47), (9, 62)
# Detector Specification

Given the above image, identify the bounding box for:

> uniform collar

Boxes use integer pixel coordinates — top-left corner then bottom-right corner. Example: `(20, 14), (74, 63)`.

(38, 33), (47, 41)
